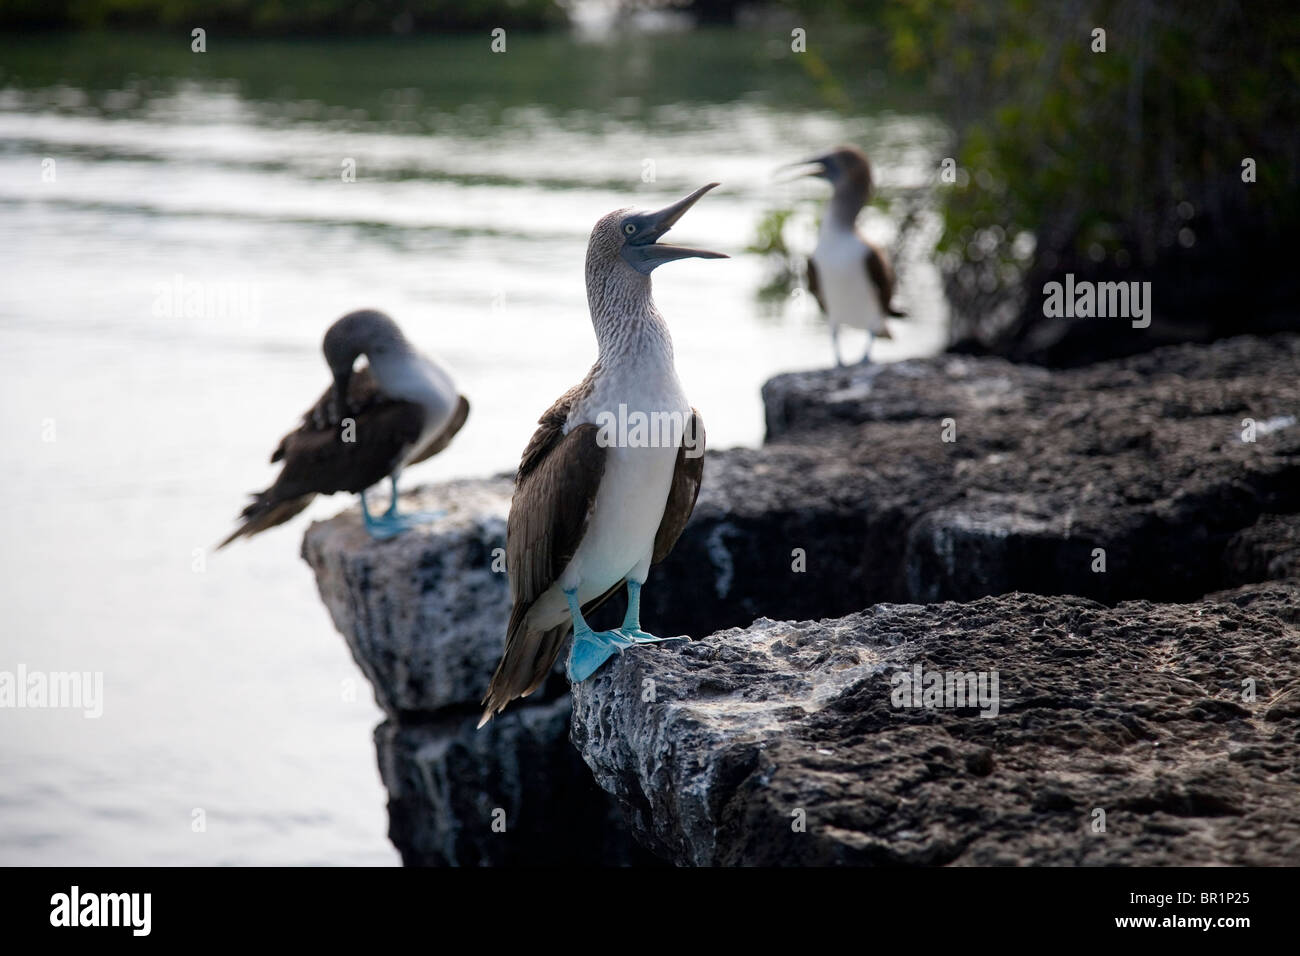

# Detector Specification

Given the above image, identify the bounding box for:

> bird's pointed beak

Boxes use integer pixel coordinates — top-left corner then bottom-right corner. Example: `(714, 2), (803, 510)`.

(621, 182), (728, 274)
(774, 155), (830, 182)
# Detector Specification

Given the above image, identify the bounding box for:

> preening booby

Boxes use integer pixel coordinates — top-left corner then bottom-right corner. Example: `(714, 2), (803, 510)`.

(783, 145), (905, 365)
(218, 309), (469, 547)
(478, 184), (725, 726)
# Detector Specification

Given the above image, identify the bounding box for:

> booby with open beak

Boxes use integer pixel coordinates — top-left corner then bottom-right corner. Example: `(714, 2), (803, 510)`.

(218, 309), (469, 547)
(781, 145), (905, 365)
(478, 184), (725, 726)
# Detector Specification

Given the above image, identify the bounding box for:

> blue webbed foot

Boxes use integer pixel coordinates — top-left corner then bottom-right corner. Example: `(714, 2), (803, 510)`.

(618, 628), (686, 645)
(360, 488), (444, 540)
(612, 580), (687, 648)
(362, 509), (444, 540)
(567, 628), (635, 682)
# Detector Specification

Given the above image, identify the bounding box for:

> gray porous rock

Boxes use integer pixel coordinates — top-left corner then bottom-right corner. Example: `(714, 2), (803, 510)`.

(303, 478), (657, 865)
(754, 334), (1300, 606)
(303, 477), (513, 715)
(572, 590), (1300, 865)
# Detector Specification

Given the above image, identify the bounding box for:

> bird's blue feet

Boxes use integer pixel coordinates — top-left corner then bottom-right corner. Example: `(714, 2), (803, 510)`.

(619, 628), (681, 645)
(563, 581), (685, 682)
(857, 331), (877, 365)
(568, 626), (635, 682)
(362, 508), (443, 540)
(360, 486), (445, 541)
(617, 580), (685, 645)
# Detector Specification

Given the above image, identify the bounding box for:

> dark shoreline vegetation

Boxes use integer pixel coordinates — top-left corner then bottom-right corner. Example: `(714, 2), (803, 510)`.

(774, 0), (1300, 366)
(0, 0), (567, 34)
(0, 27), (935, 120)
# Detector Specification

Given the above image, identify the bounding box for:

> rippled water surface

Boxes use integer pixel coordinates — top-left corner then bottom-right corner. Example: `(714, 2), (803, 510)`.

(0, 29), (949, 864)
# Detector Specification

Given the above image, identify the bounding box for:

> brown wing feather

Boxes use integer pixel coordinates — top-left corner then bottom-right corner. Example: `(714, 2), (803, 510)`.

(218, 367), (425, 548)
(269, 401), (424, 499)
(504, 423), (605, 611)
(515, 378), (593, 481)
(652, 410), (705, 563)
(273, 366), (379, 462)
(864, 243), (906, 318)
(480, 385), (609, 723)
(806, 258), (827, 313)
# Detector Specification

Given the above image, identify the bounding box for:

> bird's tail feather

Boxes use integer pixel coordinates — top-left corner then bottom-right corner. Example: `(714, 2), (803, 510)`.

(478, 612), (571, 728)
(216, 491), (314, 550)
(478, 580), (626, 727)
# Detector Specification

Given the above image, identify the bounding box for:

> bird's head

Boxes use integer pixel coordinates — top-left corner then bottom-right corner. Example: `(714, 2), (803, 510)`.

(586, 183), (728, 282)
(322, 309), (407, 412)
(780, 145), (873, 198)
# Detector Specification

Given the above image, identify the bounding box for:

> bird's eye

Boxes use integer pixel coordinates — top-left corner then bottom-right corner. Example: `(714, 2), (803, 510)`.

(623, 223), (637, 235)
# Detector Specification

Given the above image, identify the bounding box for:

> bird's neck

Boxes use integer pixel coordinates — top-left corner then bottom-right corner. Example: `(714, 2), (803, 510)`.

(826, 179), (866, 232)
(370, 347), (453, 412)
(588, 272), (676, 371)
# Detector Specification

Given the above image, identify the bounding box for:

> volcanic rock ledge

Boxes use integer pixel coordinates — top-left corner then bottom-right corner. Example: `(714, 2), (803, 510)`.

(571, 590), (1300, 866)
(303, 477), (656, 865)
(303, 333), (1300, 865)
(756, 333), (1300, 605)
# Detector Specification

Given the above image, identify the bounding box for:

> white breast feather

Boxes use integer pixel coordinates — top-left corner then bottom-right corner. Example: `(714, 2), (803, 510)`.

(528, 356), (691, 629)
(812, 227), (886, 333)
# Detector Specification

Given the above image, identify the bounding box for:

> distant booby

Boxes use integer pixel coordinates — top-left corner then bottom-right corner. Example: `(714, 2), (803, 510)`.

(219, 309), (469, 547)
(784, 145), (905, 365)
(478, 183), (725, 726)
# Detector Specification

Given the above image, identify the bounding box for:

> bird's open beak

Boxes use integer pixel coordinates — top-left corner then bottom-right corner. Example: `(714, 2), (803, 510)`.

(621, 182), (728, 274)
(774, 155), (830, 181)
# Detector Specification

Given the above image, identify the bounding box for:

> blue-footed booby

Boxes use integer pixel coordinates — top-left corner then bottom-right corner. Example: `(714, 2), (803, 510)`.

(478, 183), (725, 726)
(218, 309), (469, 547)
(783, 145), (905, 365)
